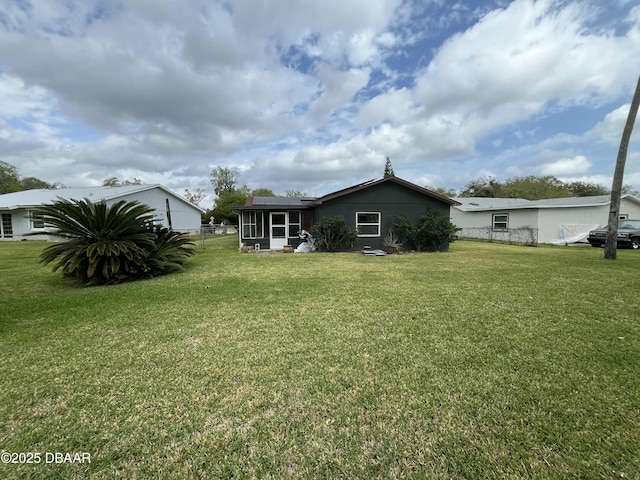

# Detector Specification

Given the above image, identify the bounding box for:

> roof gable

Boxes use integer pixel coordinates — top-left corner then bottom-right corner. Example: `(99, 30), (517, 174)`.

(312, 176), (459, 206)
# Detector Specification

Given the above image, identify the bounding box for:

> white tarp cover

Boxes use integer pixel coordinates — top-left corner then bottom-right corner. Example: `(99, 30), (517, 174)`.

(549, 224), (601, 245)
(294, 230), (314, 253)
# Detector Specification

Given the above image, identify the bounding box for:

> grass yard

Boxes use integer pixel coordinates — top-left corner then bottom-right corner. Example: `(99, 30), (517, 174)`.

(1, 236), (638, 479)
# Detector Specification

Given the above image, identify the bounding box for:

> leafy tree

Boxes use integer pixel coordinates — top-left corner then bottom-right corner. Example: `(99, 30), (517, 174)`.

(102, 177), (142, 186)
(1, 161), (55, 193)
(0, 161), (22, 193)
(459, 176), (502, 197)
(251, 188), (276, 196)
(285, 190), (310, 197)
(501, 176), (569, 200)
(460, 175), (612, 200)
(213, 190), (247, 224)
(34, 198), (194, 285)
(20, 177), (55, 190)
(183, 187), (206, 206)
(566, 181), (609, 197)
(311, 216), (358, 252)
(210, 166), (240, 196)
(429, 186), (458, 197)
(383, 157), (395, 178)
(622, 184), (640, 197)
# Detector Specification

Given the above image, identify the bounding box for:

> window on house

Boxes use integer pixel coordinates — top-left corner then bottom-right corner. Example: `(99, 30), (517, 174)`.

(288, 211), (301, 237)
(1, 213), (13, 238)
(29, 210), (45, 229)
(356, 212), (381, 237)
(242, 211), (264, 238)
(492, 213), (508, 231)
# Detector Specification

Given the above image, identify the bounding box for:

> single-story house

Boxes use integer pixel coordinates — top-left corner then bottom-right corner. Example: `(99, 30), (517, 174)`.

(233, 176), (459, 251)
(451, 194), (640, 245)
(0, 184), (204, 241)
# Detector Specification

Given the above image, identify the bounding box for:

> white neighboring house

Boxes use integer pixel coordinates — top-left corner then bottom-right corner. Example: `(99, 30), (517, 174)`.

(0, 184), (204, 241)
(451, 194), (640, 245)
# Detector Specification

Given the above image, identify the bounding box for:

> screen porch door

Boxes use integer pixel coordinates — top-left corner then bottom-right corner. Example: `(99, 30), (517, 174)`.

(269, 212), (288, 250)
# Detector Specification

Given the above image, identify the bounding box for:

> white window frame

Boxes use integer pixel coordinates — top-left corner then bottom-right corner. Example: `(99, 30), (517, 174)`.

(242, 211), (264, 239)
(28, 210), (45, 230)
(356, 212), (381, 237)
(492, 213), (509, 231)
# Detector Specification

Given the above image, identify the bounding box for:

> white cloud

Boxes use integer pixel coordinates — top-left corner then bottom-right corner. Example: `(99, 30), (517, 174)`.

(588, 102), (640, 144)
(411, 0), (640, 136)
(1, 0), (640, 195)
(541, 155), (592, 176)
(307, 65), (371, 121)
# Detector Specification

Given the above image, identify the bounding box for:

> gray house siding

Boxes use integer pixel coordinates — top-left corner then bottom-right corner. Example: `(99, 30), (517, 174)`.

(235, 177), (456, 251)
(314, 181), (451, 251)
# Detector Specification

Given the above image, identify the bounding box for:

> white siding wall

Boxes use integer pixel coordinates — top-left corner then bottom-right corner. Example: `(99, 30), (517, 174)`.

(1, 187), (202, 240)
(453, 199), (640, 245)
(452, 208), (539, 244)
(114, 189), (201, 233)
(537, 205), (607, 244)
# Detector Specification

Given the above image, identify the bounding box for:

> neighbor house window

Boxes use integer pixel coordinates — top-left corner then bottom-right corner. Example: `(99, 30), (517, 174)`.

(242, 211), (263, 239)
(288, 211), (302, 237)
(29, 210), (45, 229)
(1, 213), (13, 238)
(356, 212), (381, 237)
(492, 213), (508, 231)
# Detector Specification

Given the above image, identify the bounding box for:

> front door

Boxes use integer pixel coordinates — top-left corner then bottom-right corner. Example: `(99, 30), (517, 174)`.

(270, 212), (288, 250)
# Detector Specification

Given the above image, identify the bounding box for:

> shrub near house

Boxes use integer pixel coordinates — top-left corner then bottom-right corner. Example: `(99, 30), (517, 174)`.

(391, 210), (460, 252)
(310, 216), (358, 252)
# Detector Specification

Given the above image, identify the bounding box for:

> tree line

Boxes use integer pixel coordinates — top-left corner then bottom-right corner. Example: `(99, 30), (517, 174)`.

(455, 175), (639, 200)
(4, 160), (638, 224)
(202, 166), (309, 224)
(0, 161), (59, 193)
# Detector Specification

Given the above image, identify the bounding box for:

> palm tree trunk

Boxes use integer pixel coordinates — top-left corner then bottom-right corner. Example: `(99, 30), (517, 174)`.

(605, 75), (640, 260)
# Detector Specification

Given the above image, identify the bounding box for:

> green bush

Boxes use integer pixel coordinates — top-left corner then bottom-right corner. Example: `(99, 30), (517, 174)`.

(391, 211), (459, 252)
(310, 216), (358, 252)
(35, 198), (195, 285)
(390, 215), (416, 248)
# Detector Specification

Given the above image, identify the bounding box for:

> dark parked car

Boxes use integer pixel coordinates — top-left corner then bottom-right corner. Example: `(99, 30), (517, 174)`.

(588, 220), (640, 249)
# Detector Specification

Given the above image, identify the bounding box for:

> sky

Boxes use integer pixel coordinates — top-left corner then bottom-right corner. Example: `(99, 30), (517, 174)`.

(1, 0), (640, 207)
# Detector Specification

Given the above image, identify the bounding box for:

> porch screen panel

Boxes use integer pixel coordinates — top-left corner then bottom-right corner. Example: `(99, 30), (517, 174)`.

(242, 211), (263, 238)
(271, 213), (286, 238)
(288, 211), (301, 237)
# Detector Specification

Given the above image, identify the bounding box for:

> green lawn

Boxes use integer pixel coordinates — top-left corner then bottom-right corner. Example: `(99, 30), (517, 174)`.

(1, 237), (638, 479)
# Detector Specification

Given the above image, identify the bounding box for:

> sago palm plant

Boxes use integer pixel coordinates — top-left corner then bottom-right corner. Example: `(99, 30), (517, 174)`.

(139, 224), (196, 278)
(35, 197), (194, 285)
